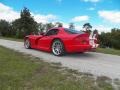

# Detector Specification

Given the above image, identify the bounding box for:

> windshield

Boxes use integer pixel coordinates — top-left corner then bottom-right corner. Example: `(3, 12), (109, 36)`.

(64, 28), (84, 34)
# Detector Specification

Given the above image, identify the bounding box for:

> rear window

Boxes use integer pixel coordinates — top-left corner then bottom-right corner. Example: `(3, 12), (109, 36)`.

(64, 28), (84, 34)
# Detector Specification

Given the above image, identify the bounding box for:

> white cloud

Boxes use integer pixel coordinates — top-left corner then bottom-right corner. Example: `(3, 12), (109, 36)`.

(88, 7), (95, 10)
(62, 22), (69, 28)
(0, 3), (20, 22)
(72, 16), (89, 22)
(83, 0), (100, 3)
(75, 25), (83, 30)
(98, 10), (120, 23)
(0, 3), (57, 23)
(33, 13), (57, 23)
(57, 0), (62, 3)
(93, 25), (112, 33)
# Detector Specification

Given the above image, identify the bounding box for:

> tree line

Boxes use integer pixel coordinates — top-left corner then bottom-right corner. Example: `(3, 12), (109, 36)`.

(0, 7), (120, 49)
(99, 28), (120, 49)
(0, 7), (65, 38)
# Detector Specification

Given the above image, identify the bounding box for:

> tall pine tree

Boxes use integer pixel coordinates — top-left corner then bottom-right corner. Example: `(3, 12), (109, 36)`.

(12, 7), (38, 38)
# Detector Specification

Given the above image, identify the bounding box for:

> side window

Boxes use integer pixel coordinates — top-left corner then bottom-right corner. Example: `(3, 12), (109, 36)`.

(46, 29), (59, 36)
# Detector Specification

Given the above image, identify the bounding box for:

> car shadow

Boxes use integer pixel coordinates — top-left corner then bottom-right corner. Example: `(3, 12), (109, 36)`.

(30, 48), (97, 60)
(64, 52), (97, 59)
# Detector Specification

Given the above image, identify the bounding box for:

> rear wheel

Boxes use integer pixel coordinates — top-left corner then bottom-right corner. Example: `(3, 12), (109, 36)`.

(52, 40), (65, 56)
(24, 39), (31, 49)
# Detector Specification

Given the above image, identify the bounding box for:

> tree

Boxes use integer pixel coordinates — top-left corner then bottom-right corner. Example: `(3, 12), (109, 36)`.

(99, 32), (112, 48)
(0, 20), (11, 36)
(111, 28), (120, 49)
(38, 23), (45, 33)
(83, 23), (92, 33)
(12, 7), (38, 38)
(99, 28), (120, 49)
(55, 22), (63, 27)
(12, 18), (22, 38)
(69, 23), (75, 29)
(45, 23), (55, 31)
(93, 29), (98, 37)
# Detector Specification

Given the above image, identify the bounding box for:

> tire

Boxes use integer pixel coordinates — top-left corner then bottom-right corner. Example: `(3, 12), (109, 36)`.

(52, 39), (65, 56)
(79, 52), (84, 54)
(24, 39), (31, 49)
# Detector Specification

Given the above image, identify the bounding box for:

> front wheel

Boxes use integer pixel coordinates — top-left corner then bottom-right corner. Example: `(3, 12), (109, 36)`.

(24, 39), (31, 49)
(52, 40), (65, 56)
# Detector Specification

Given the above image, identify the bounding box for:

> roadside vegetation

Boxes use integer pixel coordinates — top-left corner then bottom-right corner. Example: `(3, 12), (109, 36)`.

(0, 36), (23, 42)
(98, 29), (120, 50)
(96, 48), (120, 56)
(0, 46), (120, 90)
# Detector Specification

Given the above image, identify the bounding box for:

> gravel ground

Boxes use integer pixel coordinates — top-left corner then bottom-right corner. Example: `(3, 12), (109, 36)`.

(0, 39), (120, 79)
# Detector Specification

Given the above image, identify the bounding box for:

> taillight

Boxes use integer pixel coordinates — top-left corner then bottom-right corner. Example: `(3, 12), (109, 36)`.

(81, 40), (87, 44)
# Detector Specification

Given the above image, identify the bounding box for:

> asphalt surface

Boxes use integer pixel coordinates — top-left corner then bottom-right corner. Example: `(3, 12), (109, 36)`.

(0, 39), (120, 79)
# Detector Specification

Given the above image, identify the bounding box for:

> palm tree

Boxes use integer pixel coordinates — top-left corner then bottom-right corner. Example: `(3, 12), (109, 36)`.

(83, 23), (92, 33)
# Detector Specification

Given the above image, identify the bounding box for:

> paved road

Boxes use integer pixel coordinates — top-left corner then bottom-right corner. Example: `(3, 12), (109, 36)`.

(0, 39), (120, 79)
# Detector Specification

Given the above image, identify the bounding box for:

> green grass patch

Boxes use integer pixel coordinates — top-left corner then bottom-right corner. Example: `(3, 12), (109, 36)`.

(0, 36), (23, 42)
(0, 46), (119, 90)
(96, 48), (120, 56)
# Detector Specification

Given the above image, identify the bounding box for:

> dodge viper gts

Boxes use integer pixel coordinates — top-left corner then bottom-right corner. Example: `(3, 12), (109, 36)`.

(24, 27), (98, 56)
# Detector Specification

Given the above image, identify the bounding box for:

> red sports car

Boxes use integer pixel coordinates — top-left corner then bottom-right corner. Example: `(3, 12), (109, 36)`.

(24, 27), (97, 56)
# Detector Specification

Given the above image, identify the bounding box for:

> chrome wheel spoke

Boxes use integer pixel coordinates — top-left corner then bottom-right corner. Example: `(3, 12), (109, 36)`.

(25, 40), (30, 48)
(52, 40), (63, 55)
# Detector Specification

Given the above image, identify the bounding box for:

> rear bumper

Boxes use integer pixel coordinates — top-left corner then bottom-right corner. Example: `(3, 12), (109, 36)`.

(66, 44), (92, 53)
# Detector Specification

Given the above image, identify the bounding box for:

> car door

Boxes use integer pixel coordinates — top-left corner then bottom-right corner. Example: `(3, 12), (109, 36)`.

(37, 29), (59, 51)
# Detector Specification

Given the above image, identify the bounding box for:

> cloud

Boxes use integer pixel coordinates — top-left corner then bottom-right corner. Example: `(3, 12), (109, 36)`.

(83, 0), (100, 3)
(60, 22), (83, 30)
(98, 10), (120, 23)
(57, 0), (62, 3)
(0, 3), (57, 23)
(62, 22), (69, 28)
(88, 7), (95, 10)
(0, 3), (20, 22)
(32, 14), (57, 23)
(75, 25), (83, 30)
(93, 25), (112, 33)
(72, 16), (89, 22)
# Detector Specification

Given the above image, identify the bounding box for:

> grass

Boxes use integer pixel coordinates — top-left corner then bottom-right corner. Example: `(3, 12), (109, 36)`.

(0, 36), (23, 42)
(0, 46), (120, 90)
(96, 48), (120, 56)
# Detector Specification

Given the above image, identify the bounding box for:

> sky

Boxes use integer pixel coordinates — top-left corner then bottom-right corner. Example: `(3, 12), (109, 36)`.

(0, 0), (120, 32)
